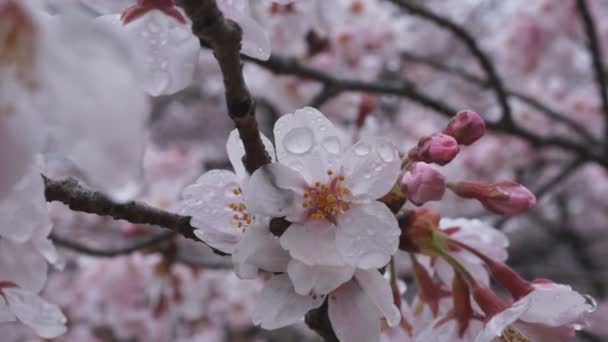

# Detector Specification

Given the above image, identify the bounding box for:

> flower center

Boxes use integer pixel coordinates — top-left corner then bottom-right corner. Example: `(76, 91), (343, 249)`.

(227, 187), (252, 232)
(302, 169), (351, 223)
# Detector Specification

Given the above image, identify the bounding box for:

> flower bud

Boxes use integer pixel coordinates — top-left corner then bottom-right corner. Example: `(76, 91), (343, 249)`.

(400, 163), (446, 206)
(448, 181), (536, 215)
(398, 208), (440, 253)
(408, 133), (460, 166)
(444, 110), (486, 145)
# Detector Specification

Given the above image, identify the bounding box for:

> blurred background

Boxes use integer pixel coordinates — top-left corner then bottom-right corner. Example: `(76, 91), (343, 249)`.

(4, 0), (608, 341)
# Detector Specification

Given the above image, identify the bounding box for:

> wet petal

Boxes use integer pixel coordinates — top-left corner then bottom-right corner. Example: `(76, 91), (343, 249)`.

(274, 107), (343, 183)
(178, 170), (245, 254)
(355, 269), (401, 327)
(329, 280), (382, 342)
(519, 283), (591, 326)
(287, 259), (354, 296)
(280, 220), (344, 266)
(253, 274), (323, 329)
(245, 163), (306, 220)
(340, 137), (400, 201)
(4, 288), (66, 339)
(0, 240), (48, 293)
(232, 219), (290, 274)
(336, 202), (400, 269)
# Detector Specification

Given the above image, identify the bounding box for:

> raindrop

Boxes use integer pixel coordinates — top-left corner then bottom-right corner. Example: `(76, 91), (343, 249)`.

(584, 294), (597, 312)
(283, 127), (314, 155)
(321, 136), (341, 154)
(354, 143), (370, 156)
(377, 143), (395, 162)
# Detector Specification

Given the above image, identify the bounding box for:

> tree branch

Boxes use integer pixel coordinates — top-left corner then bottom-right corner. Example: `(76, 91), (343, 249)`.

(179, 0), (270, 174)
(43, 176), (204, 245)
(51, 231), (176, 257)
(388, 0), (513, 126)
(576, 0), (608, 152)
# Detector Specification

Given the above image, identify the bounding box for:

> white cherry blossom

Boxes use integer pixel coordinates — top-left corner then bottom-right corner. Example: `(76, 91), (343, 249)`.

(245, 107), (401, 269)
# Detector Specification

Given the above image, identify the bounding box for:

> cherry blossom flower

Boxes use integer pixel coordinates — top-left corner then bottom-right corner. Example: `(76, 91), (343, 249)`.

(178, 129), (290, 277)
(448, 181), (536, 216)
(245, 107), (401, 270)
(408, 133), (460, 166)
(400, 162), (446, 206)
(443, 110), (486, 146)
(254, 269), (401, 342)
(217, 0), (271, 60)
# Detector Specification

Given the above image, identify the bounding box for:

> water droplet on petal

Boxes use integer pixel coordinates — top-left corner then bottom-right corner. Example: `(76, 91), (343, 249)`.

(584, 294), (597, 312)
(321, 136), (341, 154)
(377, 142), (395, 162)
(283, 127), (314, 155)
(354, 143), (370, 156)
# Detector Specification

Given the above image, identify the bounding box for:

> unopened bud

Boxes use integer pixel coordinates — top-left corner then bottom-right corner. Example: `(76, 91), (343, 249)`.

(448, 181), (536, 215)
(408, 133), (460, 166)
(444, 110), (486, 145)
(400, 163), (446, 206)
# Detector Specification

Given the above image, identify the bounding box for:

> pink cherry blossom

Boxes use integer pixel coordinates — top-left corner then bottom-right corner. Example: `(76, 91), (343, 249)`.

(245, 107), (401, 269)
(443, 110), (486, 146)
(448, 181), (536, 215)
(408, 133), (460, 166)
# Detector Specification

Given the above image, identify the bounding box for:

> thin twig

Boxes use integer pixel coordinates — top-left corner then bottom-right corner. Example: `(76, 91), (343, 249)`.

(180, 0), (270, 174)
(576, 0), (608, 152)
(43, 176), (203, 244)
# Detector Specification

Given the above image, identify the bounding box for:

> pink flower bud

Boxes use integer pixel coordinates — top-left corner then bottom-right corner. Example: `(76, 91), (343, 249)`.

(408, 133), (460, 166)
(400, 163), (446, 206)
(448, 181), (536, 215)
(443, 110), (486, 145)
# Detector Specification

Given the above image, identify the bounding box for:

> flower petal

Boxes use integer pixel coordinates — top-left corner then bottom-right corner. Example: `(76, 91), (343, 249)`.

(0, 300), (16, 323)
(519, 283), (591, 326)
(253, 274), (323, 330)
(355, 269), (401, 327)
(245, 163), (306, 220)
(474, 298), (529, 342)
(226, 129), (276, 181)
(274, 107), (343, 183)
(287, 259), (354, 296)
(232, 219), (290, 274)
(329, 280), (382, 342)
(4, 288), (66, 339)
(217, 0), (270, 60)
(336, 202), (400, 269)
(178, 170), (245, 254)
(340, 137), (400, 201)
(280, 220), (344, 266)
(0, 240), (48, 293)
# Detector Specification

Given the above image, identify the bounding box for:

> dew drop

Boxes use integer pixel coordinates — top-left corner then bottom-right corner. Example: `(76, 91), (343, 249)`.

(354, 143), (370, 156)
(377, 143), (395, 162)
(283, 127), (314, 155)
(321, 136), (341, 154)
(584, 294), (597, 312)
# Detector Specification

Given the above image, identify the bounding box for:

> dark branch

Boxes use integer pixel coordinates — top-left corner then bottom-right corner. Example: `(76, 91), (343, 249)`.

(576, 0), (608, 151)
(43, 176), (203, 244)
(389, 0), (513, 126)
(51, 231), (175, 257)
(179, 0), (270, 174)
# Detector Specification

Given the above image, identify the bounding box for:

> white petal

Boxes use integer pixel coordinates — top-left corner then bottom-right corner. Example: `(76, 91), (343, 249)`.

(274, 107), (343, 183)
(0, 162), (51, 243)
(280, 220), (345, 266)
(519, 283), (591, 326)
(0, 240), (48, 293)
(340, 137), (400, 201)
(226, 129), (276, 181)
(474, 298), (529, 342)
(435, 258), (490, 288)
(329, 280), (382, 342)
(253, 274), (323, 329)
(355, 269), (401, 327)
(232, 220), (290, 274)
(0, 301), (16, 323)
(5, 288), (66, 339)
(441, 218), (509, 262)
(287, 259), (354, 296)
(178, 170), (245, 254)
(336, 202), (400, 269)
(245, 163), (306, 220)
(234, 262), (258, 279)
(217, 0), (270, 60)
